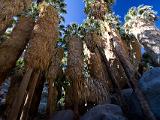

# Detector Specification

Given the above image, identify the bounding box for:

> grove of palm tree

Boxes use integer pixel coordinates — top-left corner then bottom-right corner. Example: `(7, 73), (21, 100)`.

(0, 0), (160, 120)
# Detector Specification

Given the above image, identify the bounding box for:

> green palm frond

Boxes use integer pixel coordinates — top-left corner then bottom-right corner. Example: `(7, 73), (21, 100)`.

(124, 7), (137, 22)
(23, 2), (39, 19)
(84, 0), (114, 18)
(45, 0), (67, 14)
(105, 12), (121, 29)
(64, 23), (82, 37)
(81, 17), (101, 34)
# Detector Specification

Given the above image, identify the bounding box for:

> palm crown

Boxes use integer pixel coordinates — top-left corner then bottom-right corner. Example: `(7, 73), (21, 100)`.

(124, 5), (157, 32)
(84, 0), (114, 19)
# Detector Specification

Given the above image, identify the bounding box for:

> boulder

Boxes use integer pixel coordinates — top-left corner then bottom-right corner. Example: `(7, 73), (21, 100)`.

(121, 89), (144, 120)
(121, 68), (160, 119)
(139, 67), (160, 119)
(80, 104), (126, 120)
(49, 110), (75, 120)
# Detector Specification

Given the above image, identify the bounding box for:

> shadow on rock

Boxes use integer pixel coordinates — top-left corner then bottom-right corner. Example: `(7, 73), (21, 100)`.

(80, 104), (126, 120)
(48, 110), (75, 120)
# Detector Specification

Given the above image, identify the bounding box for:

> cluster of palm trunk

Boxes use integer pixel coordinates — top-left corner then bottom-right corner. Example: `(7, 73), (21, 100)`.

(65, 22), (156, 120)
(0, 1), (157, 120)
(0, 1), (61, 120)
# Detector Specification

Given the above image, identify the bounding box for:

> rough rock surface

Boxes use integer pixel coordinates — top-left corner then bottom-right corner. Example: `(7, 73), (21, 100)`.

(49, 110), (75, 120)
(121, 68), (160, 120)
(81, 104), (126, 120)
(121, 89), (144, 120)
(139, 67), (160, 119)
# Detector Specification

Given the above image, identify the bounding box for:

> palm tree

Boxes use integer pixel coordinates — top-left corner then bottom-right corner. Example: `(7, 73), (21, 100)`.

(6, 3), (59, 120)
(124, 5), (160, 66)
(64, 24), (87, 118)
(64, 23), (112, 116)
(47, 47), (64, 116)
(83, 1), (156, 119)
(83, 0), (128, 90)
(111, 32), (157, 120)
(81, 0), (131, 113)
(83, 39), (111, 104)
(121, 33), (142, 69)
(3, 67), (24, 119)
(45, 0), (66, 116)
(0, 16), (34, 85)
(0, 0), (32, 35)
(84, 0), (114, 20)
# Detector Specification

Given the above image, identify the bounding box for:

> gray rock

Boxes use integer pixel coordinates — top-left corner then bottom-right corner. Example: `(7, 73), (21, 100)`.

(139, 67), (160, 119)
(81, 104), (126, 120)
(121, 67), (160, 120)
(121, 89), (144, 120)
(49, 110), (75, 120)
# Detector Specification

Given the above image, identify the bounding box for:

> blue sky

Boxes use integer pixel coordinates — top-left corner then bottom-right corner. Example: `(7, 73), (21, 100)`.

(64, 0), (160, 28)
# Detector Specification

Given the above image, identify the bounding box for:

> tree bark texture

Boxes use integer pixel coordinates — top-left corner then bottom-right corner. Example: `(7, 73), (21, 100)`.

(47, 48), (64, 116)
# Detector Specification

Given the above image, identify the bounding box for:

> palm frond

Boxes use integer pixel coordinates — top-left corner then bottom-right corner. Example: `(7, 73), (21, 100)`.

(124, 5), (157, 33)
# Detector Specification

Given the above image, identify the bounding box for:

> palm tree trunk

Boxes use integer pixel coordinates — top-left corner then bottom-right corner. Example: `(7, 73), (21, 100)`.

(27, 72), (45, 120)
(84, 35), (111, 104)
(0, 0), (32, 35)
(20, 70), (41, 120)
(65, 35), (85, 116)
(88, 49), (112, 91)
(0, 16), (34, 85)
(114, 30), (129, 55)
(130, 38), (142, 65)
(122, 34), (141, 69)
(6, 68), (33, 120)
(84, 31), (129, 114)
(47, 48), (64, 116)
(97, 46), (129, 113)
(47, 82), (58, 114)
(92, 29), (128, 89)
(3, 69), (23, 119)
(84, 23), (129, 111)
(21, 4), (59, 120)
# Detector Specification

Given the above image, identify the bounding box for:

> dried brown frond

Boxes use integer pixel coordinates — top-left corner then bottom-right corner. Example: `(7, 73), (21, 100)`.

(65, 35), (87, 108)
(0, 0), (32, 35)
(47, 48), (64, 80)
(0, 16), (34, 85)
(25, 5), (59, 70)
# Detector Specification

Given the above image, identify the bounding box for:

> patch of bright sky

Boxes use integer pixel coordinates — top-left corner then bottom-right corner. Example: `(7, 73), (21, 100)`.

(64, 0), (86, 25)
(64, 0), (160, 28)
(112, 0), (160, 28)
